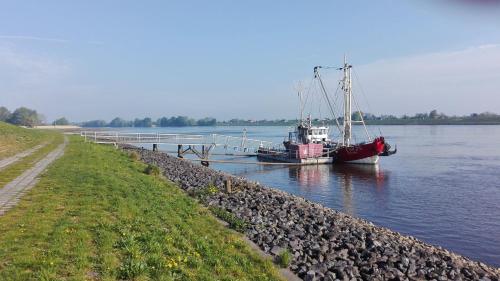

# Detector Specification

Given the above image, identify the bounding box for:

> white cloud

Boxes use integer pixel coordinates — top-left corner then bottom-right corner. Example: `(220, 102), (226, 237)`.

(0, 35), (69, 43)
(354, 44), (500, 115)
(0, 35), (103, 46)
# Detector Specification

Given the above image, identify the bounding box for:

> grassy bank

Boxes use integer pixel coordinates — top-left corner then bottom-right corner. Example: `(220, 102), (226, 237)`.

(0, 136), (281, 280)
(0, 121), (57, 160)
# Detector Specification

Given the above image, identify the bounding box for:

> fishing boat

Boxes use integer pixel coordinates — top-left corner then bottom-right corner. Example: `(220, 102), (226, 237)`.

(318, 57), (397, 164)
(257, 56), (396, 165)
(257, 117), (335, 164)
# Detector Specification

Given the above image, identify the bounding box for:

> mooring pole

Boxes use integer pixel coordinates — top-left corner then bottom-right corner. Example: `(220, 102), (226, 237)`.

(224, 178), (232, 193)
(177, 145), (183, 158)
(201, 145), (209, 166)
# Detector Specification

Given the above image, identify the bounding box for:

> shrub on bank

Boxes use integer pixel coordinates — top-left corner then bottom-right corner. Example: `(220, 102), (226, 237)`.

(144, 164), (160, 176)
(129, 151), (140, 161)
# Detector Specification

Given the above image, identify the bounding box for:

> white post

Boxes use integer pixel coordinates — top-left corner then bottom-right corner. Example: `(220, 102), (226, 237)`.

(241, 129), (247, 151)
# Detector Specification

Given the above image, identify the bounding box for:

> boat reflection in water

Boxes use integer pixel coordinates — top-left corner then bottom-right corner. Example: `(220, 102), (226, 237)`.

(288, 165), (331, 189)
(288, 164), (387, 216)
(331, 164), (386, 190)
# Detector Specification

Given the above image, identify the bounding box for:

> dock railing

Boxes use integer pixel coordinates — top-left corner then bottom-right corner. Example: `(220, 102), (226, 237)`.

(80, 131), (277, 153)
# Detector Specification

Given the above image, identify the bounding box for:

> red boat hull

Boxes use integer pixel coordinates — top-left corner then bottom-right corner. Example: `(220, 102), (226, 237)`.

(335, 137), (386, 164)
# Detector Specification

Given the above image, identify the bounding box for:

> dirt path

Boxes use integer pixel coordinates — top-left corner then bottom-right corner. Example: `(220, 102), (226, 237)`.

(0, 137), (67, 216)
(0, 143), (47, 171)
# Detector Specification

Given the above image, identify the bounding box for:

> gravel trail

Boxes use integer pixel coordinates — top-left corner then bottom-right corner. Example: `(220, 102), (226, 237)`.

(0, 143), (47, 171)
(0, 137), (67, 216)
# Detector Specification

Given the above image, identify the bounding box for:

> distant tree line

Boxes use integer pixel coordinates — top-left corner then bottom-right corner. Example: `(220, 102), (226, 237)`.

(218, 118), (298, 126)
(80, 116), (217, 127)
(0, 106), (43, 127)
(361, 110), (500, 125)
(1, 106), (72, 127)
(217, 110), (500, 126)
(53, 117), (70, 126)
(3, 105), (500, 128)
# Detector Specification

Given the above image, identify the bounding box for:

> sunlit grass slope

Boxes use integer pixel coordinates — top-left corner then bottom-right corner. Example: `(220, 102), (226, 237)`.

(0, 121), (56, 160)
(0, 136), (282, 281)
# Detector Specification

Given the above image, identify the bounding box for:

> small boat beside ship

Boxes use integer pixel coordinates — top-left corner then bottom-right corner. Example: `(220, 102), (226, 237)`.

(258, 57), (396, 165)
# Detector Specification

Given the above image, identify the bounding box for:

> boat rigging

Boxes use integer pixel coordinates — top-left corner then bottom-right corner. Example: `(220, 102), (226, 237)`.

(258, 56), (397, 165)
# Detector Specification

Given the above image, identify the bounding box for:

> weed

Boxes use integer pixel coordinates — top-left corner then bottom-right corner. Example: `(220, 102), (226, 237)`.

(277, 248), (292, 268)
(209, 206), (248, 232)
(118, 257), (147, 279)
(207, 184), (218, 195)
(191, 184), (219, 202)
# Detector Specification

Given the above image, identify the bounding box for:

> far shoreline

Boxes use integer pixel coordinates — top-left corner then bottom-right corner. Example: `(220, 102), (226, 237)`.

(76, 123), (500, 130)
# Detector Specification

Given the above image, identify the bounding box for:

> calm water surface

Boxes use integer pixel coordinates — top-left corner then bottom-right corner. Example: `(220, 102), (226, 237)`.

(115, 125), (500, 267)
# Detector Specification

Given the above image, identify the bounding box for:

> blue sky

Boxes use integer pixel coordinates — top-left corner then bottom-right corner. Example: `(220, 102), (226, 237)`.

(1, 0), (500, 122)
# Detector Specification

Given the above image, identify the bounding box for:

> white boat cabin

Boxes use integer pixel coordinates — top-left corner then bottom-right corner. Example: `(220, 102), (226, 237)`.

(289, 125), (330, 144)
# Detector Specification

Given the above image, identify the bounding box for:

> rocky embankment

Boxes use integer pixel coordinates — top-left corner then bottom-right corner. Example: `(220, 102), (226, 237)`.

(124, 146), (500, 281)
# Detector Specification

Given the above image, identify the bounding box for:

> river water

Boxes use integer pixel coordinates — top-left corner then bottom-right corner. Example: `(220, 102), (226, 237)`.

(111, 125), (500, 267)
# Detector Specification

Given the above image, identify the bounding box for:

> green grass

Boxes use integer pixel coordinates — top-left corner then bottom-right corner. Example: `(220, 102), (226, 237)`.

(144, 164), (161, 177)
(0, 121), (56, 160)
(0, 136), (282, 281)
(277, 249), (292, 268)
(208, 206), (249, 233)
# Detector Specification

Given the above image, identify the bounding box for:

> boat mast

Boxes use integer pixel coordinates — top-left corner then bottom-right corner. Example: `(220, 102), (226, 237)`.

(342, 55), (352, 146)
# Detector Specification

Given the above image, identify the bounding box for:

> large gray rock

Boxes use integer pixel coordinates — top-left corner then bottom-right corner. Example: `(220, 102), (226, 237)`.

(304, 270), (316, 281)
